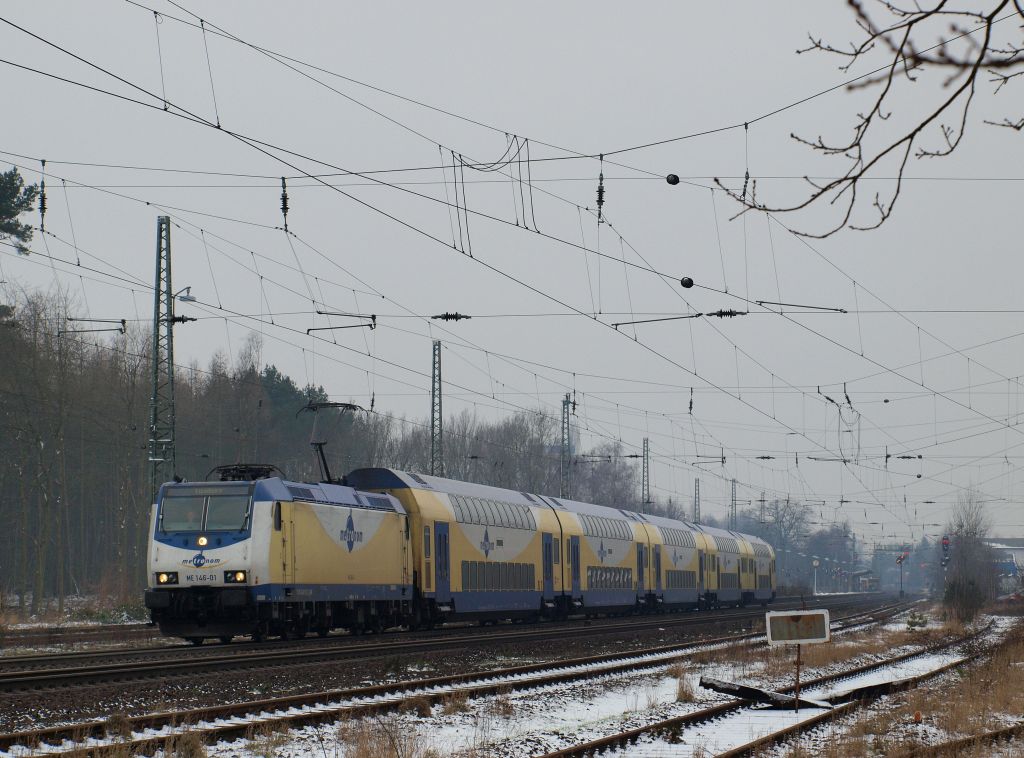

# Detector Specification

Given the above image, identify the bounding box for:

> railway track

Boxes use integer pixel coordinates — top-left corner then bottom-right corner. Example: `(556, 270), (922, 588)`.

(0, 624), (156, 650)
(0, 595), (886, 692)
(905, 723), (1024, 757)
(539, 621), (990, 757)
(0, 599), (907, 756)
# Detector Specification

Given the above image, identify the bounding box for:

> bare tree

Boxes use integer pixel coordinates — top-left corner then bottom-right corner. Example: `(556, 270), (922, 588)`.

(719, 1), (1024, 237)
(943, 488), (995, 621)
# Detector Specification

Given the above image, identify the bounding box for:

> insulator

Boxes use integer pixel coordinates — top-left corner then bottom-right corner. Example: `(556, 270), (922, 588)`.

(39, 181), (47, 232)
(280, 177), (289, 231)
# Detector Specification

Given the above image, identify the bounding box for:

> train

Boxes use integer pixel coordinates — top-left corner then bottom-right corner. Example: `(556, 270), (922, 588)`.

(145, 464), (777, 643)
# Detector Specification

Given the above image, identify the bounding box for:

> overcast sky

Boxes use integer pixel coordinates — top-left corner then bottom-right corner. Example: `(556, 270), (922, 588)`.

(3, 2), (1024, 544)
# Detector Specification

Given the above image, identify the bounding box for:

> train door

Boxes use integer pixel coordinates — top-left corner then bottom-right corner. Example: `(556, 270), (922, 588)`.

(697, 550), (705, 594)
(654, 545), (662, 592)
(569, 536), (581, 596)
(542, 533), (554, 596)
(636, 544), (645, 593)
(278, 501), (296, 586)
(434, 522), (451, 602)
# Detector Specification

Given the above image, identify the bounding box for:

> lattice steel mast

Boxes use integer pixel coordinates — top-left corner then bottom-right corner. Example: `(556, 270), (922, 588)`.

(430, 339), (444, 476)
(149, 216), (175, 498)
(730, 478), (737, 531)
(641, 437), (650, 512)
(560, 393), (571, 499)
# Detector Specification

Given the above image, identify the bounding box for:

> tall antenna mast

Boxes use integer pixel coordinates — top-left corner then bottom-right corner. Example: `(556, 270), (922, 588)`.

(430, 340), (444, 477)
(641, 437), (650, 512)
(730, 478), (737, 531)
(149, 216), (175, 498)
(560, 393), (571, 498)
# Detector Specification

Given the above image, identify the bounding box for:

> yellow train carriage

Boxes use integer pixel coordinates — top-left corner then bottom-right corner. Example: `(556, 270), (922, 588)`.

(347, 469), (552, 622)
(643, 514), (703, 609)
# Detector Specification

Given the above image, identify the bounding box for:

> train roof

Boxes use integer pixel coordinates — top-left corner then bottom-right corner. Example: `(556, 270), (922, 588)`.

(345, 468), (769, 546)
(160, 477), (404, 513)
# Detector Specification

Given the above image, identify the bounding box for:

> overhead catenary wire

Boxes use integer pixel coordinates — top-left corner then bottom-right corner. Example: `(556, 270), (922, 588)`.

(4, 16), (1019, 528)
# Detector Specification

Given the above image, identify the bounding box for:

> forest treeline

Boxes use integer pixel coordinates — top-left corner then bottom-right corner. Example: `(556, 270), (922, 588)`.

(0, 286), (860, 616)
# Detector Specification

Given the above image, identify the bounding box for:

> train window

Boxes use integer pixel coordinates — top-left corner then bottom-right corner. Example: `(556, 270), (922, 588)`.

(553, 539), (560, 564)
(424, 526), (431, 558)
(159, 496), (205, 532)
(205, 494), (251, 531)
(272, 502), (282, 531)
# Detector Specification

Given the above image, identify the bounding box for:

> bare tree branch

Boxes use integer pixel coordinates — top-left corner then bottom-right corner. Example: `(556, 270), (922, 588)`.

(719, 0), (1024, 237)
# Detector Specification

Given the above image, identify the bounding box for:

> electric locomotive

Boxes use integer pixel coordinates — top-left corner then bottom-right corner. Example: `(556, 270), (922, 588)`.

(145, 464), (412, 643)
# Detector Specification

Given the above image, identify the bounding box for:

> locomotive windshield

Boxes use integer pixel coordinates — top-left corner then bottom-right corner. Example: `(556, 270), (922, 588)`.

(160, 484), (252, 532)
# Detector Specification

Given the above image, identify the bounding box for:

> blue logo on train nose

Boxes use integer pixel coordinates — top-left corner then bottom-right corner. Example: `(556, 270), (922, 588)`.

(191, 553), (207, 568)
(598, 541), (609, 563)
(480, 528), (495, 558)
(340, 509), (363, 552)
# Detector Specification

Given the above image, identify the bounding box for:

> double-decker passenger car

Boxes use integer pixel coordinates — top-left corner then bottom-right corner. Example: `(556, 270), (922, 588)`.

(347, 468), (777, 623)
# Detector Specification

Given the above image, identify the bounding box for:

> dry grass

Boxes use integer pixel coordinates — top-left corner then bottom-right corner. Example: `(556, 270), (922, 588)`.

(698, 619), (966, 684)
(246, 723), (292, 758)
(441, 689), (470, 714)
(104, 712), (133, 740)
(783, 622), (1024, 757)
(401, 694), (434, 717)
(488, 687), (516, 718)
(336, 715), (442, 758)
(162, 729), (207, 758)
(667, 661), (695, 702)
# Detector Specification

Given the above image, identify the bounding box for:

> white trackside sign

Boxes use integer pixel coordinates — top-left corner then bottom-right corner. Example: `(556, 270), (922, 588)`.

(765, 609), (830, 646)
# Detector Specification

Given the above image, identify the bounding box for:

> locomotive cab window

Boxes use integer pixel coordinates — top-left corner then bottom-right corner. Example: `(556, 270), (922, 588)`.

(159, 484), (252, 533)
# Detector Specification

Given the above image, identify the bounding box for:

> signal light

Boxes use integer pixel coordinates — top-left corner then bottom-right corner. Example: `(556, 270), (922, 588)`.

(156, 572), (179, 585)
(224, 570), (247, 584)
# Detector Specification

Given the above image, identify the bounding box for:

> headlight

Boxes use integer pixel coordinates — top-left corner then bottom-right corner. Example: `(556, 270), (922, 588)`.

(197, 535), (209, 547)
(156, 572), (179, 585)
(224, 570), (247, 583)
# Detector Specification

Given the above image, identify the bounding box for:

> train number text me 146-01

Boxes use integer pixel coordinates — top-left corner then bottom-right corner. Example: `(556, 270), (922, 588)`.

(186, 573), (219, 583)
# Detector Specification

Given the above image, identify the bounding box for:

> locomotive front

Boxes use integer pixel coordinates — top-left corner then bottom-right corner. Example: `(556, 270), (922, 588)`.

(145, 480), (255, 643)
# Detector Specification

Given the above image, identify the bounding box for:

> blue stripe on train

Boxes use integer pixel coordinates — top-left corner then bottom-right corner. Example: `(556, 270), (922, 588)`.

(251, 583), (413, 603)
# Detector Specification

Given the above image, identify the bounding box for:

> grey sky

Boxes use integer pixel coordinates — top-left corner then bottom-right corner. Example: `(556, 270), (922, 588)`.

(3, 2), (1024, 544)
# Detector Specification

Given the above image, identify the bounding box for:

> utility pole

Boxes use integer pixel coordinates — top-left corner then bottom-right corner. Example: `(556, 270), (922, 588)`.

(730, 478), (737, 531)
(430, 339), (443, 477)
(560, 393), (571, 499)
(693, 478), (701, 524)
(149, 216), (175, 499)
(641, 437), (650, 512)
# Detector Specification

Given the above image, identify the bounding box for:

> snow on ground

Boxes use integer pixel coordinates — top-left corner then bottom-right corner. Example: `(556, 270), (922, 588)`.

(194, 622), (960, 758)
(10, 608), (1001, 758)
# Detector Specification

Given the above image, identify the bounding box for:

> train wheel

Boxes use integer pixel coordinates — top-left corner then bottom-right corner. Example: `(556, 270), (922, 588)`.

(219, 636), (232, 645)
(186, 637), (204, 646)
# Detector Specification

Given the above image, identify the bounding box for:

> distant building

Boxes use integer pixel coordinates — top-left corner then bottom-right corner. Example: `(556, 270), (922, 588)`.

(985, 538), (1023, 596)
(852, 569), (878, 592)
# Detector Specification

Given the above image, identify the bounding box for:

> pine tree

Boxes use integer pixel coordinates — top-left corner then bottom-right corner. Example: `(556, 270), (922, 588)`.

(0, 167), (39, 254)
